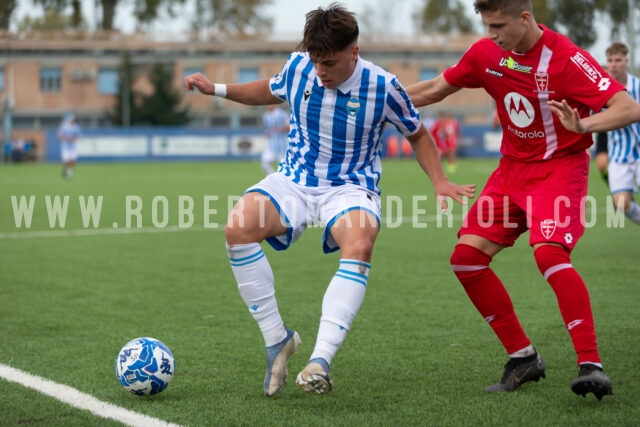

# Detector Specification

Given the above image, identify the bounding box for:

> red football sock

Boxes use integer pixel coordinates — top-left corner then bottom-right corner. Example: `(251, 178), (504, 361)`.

(450, 244), (530, 354)
(534, 245), (600, 365)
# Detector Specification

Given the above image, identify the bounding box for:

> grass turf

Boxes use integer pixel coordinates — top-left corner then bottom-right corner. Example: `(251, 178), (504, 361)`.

(0, 158), (638, 426)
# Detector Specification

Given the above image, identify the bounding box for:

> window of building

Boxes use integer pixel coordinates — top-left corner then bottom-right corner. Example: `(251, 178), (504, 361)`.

(40, 68), (62, 92)
(238, 67), (259, 83)
(0, 68), (4, 92)
(420, 68), (438, 81)
(98, 69), (119, 94)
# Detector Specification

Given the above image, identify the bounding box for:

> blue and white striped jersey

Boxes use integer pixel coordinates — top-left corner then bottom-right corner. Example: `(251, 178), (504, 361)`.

(269, 52), (422, 194)
(608, 73), (640, 164)
(57, 121), (82, 143)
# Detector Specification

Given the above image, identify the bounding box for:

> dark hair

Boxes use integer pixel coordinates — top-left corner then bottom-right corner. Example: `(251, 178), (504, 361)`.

(473, 0), (532, 18)
(295, 2), (359, 58)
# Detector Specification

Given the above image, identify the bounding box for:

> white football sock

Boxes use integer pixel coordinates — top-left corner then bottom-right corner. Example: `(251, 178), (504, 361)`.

(625, 202), (640, 224)
(226, 242), (286, 346)
(309, 259), (370, 366)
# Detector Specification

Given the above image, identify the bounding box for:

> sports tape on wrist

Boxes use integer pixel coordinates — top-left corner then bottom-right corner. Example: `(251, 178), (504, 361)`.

(214, 84), (227, 98)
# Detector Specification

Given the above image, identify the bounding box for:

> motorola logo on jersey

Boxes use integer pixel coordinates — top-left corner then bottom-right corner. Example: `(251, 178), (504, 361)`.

(503, 92), (535, 128)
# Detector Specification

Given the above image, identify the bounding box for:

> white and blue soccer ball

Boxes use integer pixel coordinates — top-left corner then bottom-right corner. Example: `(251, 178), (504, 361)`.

(115, 337), (175, 396)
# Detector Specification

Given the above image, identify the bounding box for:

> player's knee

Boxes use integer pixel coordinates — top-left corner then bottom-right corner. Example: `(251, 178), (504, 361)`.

(450, 243), (489, 267)
(225, 220), (260, 245)
(340, 237), (374, 261)
(450, 244), (493, 290)
(533, 244), (571, 276)
(224, 222), (241, 244)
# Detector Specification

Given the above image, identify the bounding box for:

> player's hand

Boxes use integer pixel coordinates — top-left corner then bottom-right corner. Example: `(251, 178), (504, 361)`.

(548, 99), (585, 134)
(185, 72), (214, 95)
(434, 181), (476, 211)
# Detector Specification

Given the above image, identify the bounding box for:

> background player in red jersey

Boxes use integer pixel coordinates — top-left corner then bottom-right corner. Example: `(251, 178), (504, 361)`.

(408, 0), (640, 400)
(430, 111), (460, 173)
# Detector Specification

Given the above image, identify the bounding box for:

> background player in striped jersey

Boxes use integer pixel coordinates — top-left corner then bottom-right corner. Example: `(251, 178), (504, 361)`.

(57, 113), (82, 179)
(602, 42), (640, 224)
(408, 0), (640, 400)
(185, 3), (476, 397)
(261, 104), (289, 175)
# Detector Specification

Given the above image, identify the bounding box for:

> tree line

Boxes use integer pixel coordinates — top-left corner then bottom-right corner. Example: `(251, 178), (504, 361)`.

(2, 0), (637, 48)
(2, 0), (637, 126)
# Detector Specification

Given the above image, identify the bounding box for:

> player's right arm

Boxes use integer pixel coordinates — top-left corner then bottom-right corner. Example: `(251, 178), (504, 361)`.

(407, 125), (476, 209)
(406, 74), (461, 108)
(185, 73), (282, 106)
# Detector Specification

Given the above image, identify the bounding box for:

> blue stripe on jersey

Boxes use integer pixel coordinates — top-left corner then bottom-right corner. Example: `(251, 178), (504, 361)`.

(328, 92), (348, 186)
(386, 79), (420, 133)
(344, 68), (370, 185)
(608, 73), (640, 164)
(365, 74), (388, 190)
(301, 83), (323, 187)
(284, 55), (312, 183)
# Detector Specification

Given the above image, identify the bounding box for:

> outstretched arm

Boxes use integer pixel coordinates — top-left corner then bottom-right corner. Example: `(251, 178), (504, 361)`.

(185, 73), (283, 106)
(407, 125), (476, 210)
(406, 74), (461, 108)
(548, 91), (640, 134)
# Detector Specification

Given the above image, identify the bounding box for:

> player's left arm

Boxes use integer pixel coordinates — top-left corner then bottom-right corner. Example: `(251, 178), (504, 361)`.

(549, 91), (640, 134)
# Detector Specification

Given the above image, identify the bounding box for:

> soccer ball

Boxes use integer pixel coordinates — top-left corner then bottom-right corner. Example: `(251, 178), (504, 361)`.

(115, 337), (175, 396)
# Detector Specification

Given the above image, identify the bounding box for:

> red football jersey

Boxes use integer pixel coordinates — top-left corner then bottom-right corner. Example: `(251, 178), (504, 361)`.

(443, 25), (625, 162)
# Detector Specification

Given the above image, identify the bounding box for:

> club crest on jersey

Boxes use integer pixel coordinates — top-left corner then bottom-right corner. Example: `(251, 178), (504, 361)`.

(347, 97), (360, 116)
(535, 72), (549, 93)
(540, 219), (557, 239)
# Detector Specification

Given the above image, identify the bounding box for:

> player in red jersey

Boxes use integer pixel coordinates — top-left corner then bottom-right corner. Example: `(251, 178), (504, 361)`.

(430, 111), (460, 172)
(408, 0), (640, 400)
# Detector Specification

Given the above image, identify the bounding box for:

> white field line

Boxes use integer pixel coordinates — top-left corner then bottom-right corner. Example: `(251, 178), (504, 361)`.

(0, 364), (182, 427)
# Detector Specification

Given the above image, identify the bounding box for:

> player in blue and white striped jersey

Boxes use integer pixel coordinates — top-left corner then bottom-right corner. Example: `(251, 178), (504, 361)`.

(261, 104), (289, 175)
(186, 3), (476, 397)
(270, 50), (424, 193)
(57, 113), (82, 179)
(604, 42), (640, 224)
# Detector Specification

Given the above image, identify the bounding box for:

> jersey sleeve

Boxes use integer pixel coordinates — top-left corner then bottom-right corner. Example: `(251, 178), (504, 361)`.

(443, 41), (486, 89)
(563, 49), (626, 113)
(269, 53), (299, 103)
(384, 77), (423, 137)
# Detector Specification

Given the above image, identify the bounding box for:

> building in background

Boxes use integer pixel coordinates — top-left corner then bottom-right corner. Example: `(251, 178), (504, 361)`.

(0, 31), (491, 160)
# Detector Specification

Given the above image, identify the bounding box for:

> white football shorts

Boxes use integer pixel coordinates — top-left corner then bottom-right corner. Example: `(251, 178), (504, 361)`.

(60, 142), (78, 162)
(608, 160), (640, 195)
(245, 173), (381, 253)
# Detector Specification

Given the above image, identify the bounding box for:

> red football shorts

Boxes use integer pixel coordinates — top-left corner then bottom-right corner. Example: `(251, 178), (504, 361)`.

(459, 151), (590, 251)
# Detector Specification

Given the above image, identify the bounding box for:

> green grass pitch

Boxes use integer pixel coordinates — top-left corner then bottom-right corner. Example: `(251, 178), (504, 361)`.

(0, 158), (638, 426)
